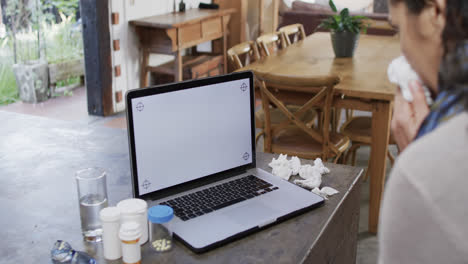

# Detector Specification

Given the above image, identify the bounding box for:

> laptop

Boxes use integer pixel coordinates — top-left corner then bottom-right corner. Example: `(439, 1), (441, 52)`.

(125, 71), (324, 253)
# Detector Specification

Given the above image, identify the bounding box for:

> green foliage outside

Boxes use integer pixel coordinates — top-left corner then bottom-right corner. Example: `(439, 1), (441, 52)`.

(0, 0), (82, 105)
(43, 0), (79, 19)
(319, 0), (369, 34)
(0, 39), (18, 105)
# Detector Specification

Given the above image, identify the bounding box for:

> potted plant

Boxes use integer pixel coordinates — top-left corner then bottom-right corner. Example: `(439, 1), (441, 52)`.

(6, 0), (49, 103)
(319, 0), (369, 58)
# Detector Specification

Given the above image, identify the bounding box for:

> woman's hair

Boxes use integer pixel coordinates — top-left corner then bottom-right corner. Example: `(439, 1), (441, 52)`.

(389, 0), (468, 47)
(440, 0), (468, 109)
(389, 0), (433, 14)
(390, 0), (468, 109)
(442, 0), (468, 52)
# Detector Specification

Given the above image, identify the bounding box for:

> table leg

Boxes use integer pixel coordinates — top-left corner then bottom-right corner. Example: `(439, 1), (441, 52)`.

(174, 50), (183, 82)
(140, 49), (149, 88)
(333, 108), (342, 132)
(368, 100), (392, 234)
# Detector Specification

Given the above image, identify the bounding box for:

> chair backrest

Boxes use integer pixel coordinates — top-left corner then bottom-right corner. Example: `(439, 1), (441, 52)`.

(363, 18), (397, 36)
(256, 32), (287, 57)
(255, 71), (340, 160)
(227, 41), (261, 71)
(279, 23), (306, 46)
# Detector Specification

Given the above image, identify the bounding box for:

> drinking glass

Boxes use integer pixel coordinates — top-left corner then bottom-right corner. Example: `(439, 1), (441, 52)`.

(76, 167), (108, 242)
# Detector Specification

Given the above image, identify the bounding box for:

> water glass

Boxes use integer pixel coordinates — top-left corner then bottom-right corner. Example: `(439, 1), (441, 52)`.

(76, 167), (108, 242)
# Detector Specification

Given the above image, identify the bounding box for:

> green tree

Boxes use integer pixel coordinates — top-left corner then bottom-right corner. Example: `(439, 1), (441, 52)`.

(4, 0), (29, 63)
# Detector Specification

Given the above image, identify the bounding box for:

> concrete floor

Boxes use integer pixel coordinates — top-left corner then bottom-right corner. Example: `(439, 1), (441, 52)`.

(0, 86), (128, 129)
(0, 87), (396, 263)
(356, 145), (397, 264)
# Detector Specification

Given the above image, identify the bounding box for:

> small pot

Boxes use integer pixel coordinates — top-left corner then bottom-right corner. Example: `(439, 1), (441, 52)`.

(330, 31), (360, 58)
(12, 60), (49, 103)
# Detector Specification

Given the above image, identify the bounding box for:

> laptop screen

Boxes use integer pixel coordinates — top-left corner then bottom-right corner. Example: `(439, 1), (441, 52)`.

(127, 73), (254, 197)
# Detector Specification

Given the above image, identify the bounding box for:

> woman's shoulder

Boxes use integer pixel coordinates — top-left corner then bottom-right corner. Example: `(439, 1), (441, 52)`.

(395, 112), (468, 184)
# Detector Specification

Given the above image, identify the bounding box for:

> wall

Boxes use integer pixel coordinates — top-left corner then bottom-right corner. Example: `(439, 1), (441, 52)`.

(373, 0), (388, 13)
(246, 0), (280, 40)
(108, 0), (207, 113)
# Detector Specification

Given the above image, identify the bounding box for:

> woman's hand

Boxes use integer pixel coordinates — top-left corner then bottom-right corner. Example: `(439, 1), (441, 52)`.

(391, 81), (430, 152)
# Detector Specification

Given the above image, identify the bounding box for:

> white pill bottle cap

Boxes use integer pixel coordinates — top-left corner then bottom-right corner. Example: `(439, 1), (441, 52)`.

(117, 199), (147, 215)
(100, 206), (121, 222)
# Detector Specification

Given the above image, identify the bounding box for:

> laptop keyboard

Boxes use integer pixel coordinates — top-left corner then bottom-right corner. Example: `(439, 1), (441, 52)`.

(160, 175), (279, 221)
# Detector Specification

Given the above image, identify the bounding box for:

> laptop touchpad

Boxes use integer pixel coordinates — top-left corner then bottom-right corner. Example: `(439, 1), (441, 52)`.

(222, 201), (281, 227)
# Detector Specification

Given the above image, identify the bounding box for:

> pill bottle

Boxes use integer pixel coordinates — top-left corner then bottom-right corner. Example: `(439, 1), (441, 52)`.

(117, 198), (148, 245)
(99, 207), (122, 260)
(148, 205), (174, 252)
(119, 222), (142, 264)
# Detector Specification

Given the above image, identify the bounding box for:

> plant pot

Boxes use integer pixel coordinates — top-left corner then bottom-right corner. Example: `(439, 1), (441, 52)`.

(13, 60), (50, 103)
(48, 59), (85, 94)
(330, 31), (360, 58)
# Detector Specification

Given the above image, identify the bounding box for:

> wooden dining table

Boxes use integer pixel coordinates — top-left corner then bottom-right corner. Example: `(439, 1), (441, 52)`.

(240, 32), (400, 234)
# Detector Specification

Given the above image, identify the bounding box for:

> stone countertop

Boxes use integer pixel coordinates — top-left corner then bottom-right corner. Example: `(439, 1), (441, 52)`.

(0, 110), (362, 263)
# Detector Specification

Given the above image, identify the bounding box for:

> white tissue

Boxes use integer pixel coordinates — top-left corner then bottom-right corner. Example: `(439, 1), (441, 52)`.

(294, 174), (322, 189)
(290, 156), (301, 175)
(298, 164), (322, 180)
(387, 55), (433, 105)
(269, 155), (332, 190)
(321, 186), (339, 196)
(269, 154), (293, 180)
(313, 158), (330, 174)
(296, 159), (329, 186)
(312, 186), (339, 200)
(269, 154), (289, 168)
(268, 154), (302, 181)
(272, 164), (293, 180)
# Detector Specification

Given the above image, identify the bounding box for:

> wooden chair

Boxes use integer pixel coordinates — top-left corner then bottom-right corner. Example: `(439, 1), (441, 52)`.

(229, 42), (317, 146)
(256, 32), (287, 57)
(278, 23), (306, 46)
(256, 72), (350, 163)
(341, 115), (396, 179)
(227, 41), (261, 71)
(255, 104), (318, 145)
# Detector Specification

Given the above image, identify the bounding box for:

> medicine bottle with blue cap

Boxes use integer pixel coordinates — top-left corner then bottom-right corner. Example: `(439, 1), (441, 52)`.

(148, 205), (174, 252)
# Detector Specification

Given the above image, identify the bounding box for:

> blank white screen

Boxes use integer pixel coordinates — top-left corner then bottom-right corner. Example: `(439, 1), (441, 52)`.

(131, 78), (253, 196)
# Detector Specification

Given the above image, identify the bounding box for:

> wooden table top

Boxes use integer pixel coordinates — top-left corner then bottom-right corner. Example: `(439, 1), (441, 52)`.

(129, 8), (236, 29)
(0, 110), (362, 263)
(242, 32), (401, 101)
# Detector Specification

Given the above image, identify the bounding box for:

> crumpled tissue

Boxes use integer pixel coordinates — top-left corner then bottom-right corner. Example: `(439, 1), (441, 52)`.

(312, 187), (339, 200)
(294, 158), (330, 189)
(269, 154), (293, 180)
(268, 155), (338, 199)
(387, 55), (433, 105)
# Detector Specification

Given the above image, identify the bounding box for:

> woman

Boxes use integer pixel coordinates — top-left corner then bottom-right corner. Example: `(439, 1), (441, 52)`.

(390, 0), (466, 151)
(379, 0), (468, 263)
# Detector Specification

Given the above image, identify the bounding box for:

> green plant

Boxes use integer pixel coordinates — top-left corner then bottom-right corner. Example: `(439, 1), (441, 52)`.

(319, 0), (369, 34)
(45, 13), (83, 64)
(0, 39), (19, 105)
(4, 0), (47, 63)
(0, 64), (18, 105)
(4, 0), (29, 63)
(43, 0), (79, 20)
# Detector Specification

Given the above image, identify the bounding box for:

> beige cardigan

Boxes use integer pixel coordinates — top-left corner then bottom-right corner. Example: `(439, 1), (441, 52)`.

(379, 112), (468, 263)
